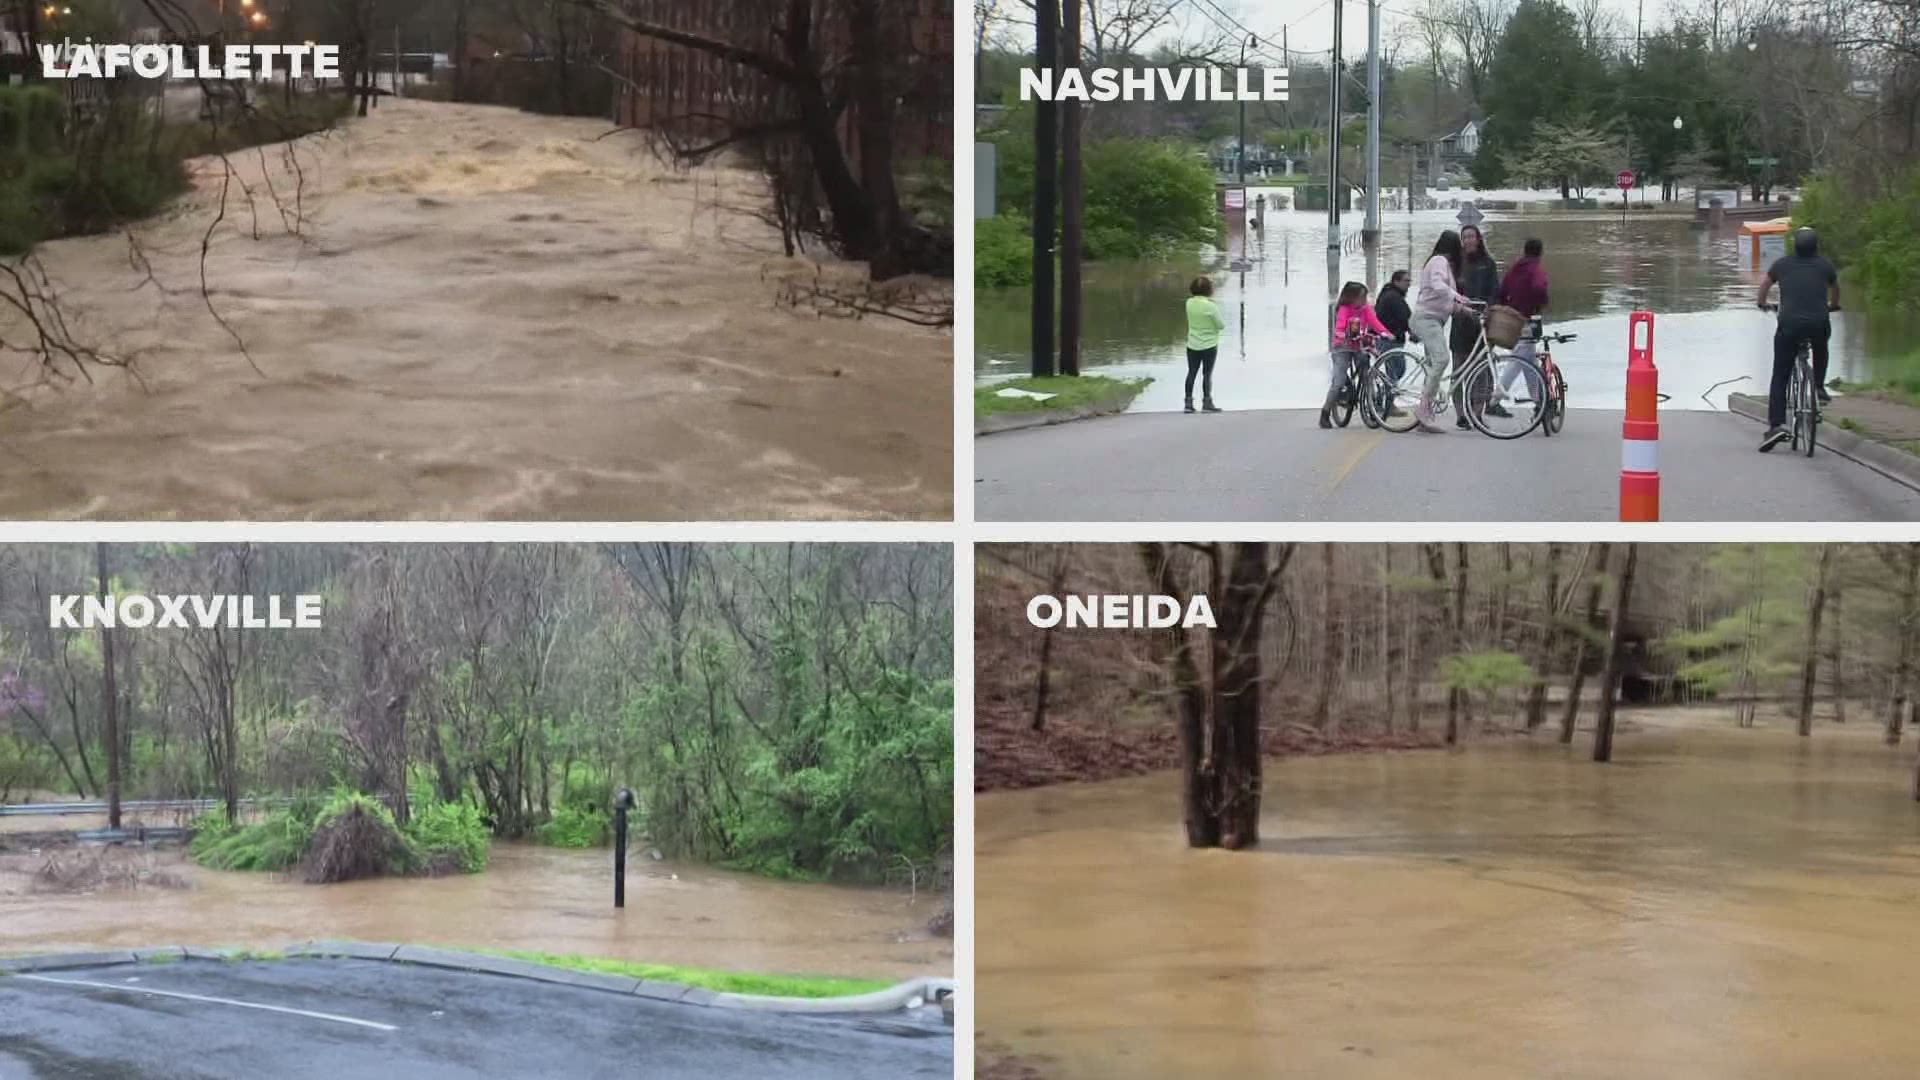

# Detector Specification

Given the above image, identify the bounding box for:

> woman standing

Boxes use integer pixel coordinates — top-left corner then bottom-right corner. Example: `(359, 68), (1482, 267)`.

(1409, 231), (1471, 433)
(1449, 224), (1500, 427)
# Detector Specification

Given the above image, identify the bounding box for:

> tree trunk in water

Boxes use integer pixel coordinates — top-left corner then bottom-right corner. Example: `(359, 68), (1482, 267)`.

(1313, 544), (1336, 731)
(96, 543), (121, 832)
(1561, 543), (1613, 743)
(1799, 544), (1835, 738)
(1379, 546), (1395, 730)
(1829, 587), (1846, 723)
(1890, 545), (1919, 744)
(1592, 544), (1640, 763)
(1139, 544), (1218, 848)
(1525, 543), (1563, 730)
(1445, 543), (1469, 745)
(1209, 544), (1271, 849)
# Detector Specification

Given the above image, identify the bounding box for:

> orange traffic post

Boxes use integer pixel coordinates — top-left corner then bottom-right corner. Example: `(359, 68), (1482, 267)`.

(1621, 311), (1659, 521)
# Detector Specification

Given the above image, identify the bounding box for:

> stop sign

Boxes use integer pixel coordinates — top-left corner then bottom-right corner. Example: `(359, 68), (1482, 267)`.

(1617, 169), (1636, 191)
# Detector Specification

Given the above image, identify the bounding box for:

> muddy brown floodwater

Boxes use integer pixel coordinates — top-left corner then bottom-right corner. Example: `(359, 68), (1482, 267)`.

(0, 99), (951, 520)
(978, 708), (1920, 1079)
(0, 842), (947, 981)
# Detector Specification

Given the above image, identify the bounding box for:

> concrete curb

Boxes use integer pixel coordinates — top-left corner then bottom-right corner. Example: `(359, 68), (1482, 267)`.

(1727, 393), (1920, 494)
(0, 943), (953, 1019)
(975, 383), (1149, 436)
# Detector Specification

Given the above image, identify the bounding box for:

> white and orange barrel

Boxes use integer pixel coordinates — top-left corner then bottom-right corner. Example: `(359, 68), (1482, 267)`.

(1621, 311), (1659, 522)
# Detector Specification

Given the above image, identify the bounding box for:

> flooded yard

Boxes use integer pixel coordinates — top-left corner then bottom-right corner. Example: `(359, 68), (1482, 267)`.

(1, 841), (947, 982)
(977, 707), (1920, 1078)
(0, 99), (950, 520)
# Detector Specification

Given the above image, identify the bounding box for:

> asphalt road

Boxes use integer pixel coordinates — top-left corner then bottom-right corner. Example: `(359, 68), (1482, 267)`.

(975, 408), (1920, 521)
(0, 960), (950, 1080)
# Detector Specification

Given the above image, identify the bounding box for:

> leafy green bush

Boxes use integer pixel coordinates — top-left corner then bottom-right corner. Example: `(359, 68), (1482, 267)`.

(535, 803), (611, 848)
(406, 800), (492, 872)
(975, 214), (1033, 288)
(190, 807), (314, 872)
(306, 791), (411, 882)
(1795, 167), (1920, 311)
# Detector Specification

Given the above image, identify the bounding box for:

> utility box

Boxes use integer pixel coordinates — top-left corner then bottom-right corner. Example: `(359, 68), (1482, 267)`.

(974, 142), (996, 219)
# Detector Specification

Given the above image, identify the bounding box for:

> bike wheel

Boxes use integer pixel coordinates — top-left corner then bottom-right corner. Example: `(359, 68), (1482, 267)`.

(1334, 381), (1357, 428)
(1801, 363), (1818, 458)
(1463, 354), (1547, 440)
(1790, 369), (1806, 452)
(1542, 365), (1566, 436)
(1370, 350), (1423, 433)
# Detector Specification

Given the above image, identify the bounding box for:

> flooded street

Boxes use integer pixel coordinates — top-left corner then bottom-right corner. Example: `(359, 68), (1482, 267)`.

(0, 842), (947, 981)
(978, 708), (1920, 1078)
(977, 202), (1920, 413)
(0, 99), (950, 520)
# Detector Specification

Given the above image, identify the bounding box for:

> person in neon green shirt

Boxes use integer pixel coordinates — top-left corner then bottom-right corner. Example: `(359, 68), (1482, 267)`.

(1184, 276), (1226, 413)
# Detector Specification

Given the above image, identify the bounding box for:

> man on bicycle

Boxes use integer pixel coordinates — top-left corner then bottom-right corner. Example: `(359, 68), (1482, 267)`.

(1756, 227), (1840, 452)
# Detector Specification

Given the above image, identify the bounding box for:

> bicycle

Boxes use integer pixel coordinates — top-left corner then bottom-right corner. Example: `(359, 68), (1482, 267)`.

(1519, 317), (1575, 437)
(1759, 302), (1822, 458)
(1329, 331), (1384, 429)
(1365, 301), (1548, 439)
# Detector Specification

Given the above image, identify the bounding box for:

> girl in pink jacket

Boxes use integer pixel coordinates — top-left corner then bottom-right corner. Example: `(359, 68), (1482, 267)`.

(1323, 281), (1391, 428)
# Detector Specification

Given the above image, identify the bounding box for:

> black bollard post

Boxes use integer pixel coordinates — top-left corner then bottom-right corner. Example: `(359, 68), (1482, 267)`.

(613, 787), (633, 909)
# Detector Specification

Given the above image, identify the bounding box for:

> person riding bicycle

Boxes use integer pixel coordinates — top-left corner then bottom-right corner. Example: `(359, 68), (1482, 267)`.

(1324, 281), (1391, 428)
(1449, 225), (1500, 427)
(1756, 226), (1839, 452)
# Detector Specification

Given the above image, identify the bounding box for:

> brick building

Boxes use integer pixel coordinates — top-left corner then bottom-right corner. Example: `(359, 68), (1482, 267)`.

(612, 0), (951, 165)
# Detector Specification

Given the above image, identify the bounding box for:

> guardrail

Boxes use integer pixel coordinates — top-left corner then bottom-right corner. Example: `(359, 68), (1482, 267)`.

(0, 798), (290, 818)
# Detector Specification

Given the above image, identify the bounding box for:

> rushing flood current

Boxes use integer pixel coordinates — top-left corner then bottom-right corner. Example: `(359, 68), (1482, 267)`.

(977, 709), (1920, 1078)
(977, 202), (1920, 413)
(0, 99), (950, 520)
(0, 842), (946, 981)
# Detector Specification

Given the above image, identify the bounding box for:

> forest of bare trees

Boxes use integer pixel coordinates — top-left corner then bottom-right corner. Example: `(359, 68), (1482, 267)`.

(979, 543), (1920, 848)
(0, 543), (954, 883)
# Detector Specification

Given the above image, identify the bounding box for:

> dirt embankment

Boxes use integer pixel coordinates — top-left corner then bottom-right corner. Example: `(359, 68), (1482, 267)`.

(974, 567), (1446, 793)
(0, 99), (951, 520)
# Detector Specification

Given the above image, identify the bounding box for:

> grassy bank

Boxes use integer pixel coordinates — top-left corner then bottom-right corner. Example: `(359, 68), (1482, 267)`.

(483, 950), (895, 999)
(975, 374), (1151, 420)
(0, 89), (348, 256)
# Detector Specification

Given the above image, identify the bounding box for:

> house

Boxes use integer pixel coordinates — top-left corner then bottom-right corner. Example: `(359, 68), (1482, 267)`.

(1435, 118), (1481, 165)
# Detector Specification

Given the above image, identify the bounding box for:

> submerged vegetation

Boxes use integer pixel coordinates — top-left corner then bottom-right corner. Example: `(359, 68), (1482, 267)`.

(188, 791), (491, 882)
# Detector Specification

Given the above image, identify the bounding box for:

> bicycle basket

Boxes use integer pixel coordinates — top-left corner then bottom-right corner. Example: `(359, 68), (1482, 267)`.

(1485, 305), (1525, 349)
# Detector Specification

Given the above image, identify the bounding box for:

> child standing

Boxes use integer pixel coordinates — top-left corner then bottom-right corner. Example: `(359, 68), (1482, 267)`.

(1185, 277), (1227, 413)
(1324, 281), (1390, 428)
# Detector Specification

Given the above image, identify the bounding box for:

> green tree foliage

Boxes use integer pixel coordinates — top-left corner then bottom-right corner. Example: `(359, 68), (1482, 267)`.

(1797, 167), (1920, 311)
(1508, 120), (1626, 198)
(983, 105), (1217, 286)
(1478, 1), (1615, 183)
(0, 544), (952, 886)
(1659, 546), (1815, 700)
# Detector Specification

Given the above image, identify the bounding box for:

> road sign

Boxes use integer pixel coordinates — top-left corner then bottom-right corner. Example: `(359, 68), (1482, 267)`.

(1617, 169), (1635, 191)
(1746, 157), (1780, 166)
(1455, 202), (1485, 227)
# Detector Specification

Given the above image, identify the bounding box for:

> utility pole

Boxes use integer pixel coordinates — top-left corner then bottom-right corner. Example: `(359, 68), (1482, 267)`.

(1327, 0), (1343, 252)
(1031, 0), (1059, 378)
(1060, 0), (1082, 376)
(1235, 35), (1259, 187)
(1363, 0), (1381, 244)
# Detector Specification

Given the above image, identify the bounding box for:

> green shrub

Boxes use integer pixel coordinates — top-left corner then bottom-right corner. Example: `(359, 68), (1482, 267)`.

(975, 214), (1033, 288)
(535, 803), (611, 849)
(306, 791), (411, 883)
(1796, 167), (1920, 311)
(190, 808), (314, 872)
(405, 800), (491, 872)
